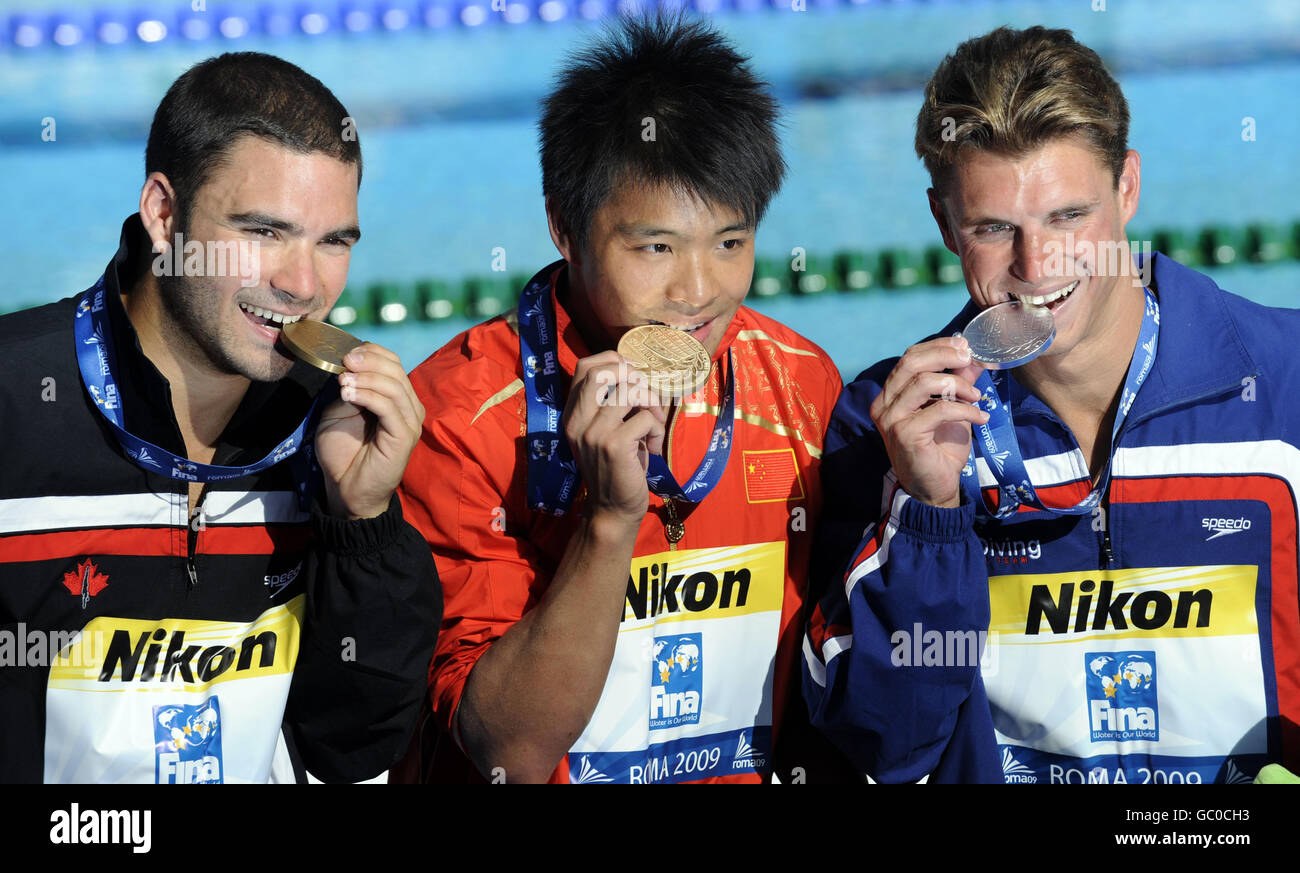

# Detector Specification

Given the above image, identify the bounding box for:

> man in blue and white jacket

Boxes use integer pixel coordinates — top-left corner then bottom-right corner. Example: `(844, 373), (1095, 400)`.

(804, 25), (1300, 784)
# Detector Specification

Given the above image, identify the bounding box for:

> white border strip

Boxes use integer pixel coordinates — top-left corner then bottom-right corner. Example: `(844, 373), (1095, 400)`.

(0, 492), (179, 534)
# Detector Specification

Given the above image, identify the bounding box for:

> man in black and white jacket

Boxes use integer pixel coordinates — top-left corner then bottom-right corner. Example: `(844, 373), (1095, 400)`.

(0, 52), (440, 784)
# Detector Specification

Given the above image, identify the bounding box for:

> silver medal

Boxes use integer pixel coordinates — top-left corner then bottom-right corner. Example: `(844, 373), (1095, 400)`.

(962, 300), (1055, 368)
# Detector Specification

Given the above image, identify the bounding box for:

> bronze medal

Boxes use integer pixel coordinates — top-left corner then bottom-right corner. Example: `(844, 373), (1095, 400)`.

(662, 498), (685, 544)
(280, 319), (364, 375)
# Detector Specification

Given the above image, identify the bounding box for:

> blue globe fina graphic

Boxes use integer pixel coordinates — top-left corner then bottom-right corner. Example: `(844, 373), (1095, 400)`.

(1085, 651), (1159, 742)
(650, 634), (703, 730)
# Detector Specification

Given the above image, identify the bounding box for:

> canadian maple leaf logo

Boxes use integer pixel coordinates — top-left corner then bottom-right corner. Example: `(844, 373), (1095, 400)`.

(62, 558), (109, 608)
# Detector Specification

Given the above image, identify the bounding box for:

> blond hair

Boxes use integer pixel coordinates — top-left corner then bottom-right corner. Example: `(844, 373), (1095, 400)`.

(916, 26), (1130, 192)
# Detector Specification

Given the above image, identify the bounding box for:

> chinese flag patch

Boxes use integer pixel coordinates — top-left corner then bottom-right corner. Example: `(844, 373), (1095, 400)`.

(743, 449), (805, 503)
(62, 558), (110, 601)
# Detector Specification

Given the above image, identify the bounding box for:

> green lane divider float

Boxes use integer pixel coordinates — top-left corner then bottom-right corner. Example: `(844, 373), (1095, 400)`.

(301, 220), (1300, 327)
(7, 219), (1300, 320)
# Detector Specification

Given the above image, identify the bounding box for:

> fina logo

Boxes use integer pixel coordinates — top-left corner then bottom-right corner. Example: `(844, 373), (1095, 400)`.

(154, 697), (223, 784)
(1084, 651), (1159, 743)
(649, 634), (702, 730)
(271, 437), (296, 463)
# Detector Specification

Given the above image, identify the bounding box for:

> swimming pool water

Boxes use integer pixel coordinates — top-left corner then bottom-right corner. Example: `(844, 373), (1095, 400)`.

(2, 0), (1297, 378)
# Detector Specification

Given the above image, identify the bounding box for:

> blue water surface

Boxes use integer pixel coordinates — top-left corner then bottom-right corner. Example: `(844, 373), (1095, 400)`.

(1, 0), (1297, 378)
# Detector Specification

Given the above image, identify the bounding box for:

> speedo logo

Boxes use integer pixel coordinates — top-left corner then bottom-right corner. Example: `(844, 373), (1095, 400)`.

(1026, 579), (1211, 635)
(264, 561), (302, 598)
(1203, 517), (1251, 540)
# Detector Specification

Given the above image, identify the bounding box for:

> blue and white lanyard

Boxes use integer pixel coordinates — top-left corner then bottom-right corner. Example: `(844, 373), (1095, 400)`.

(517, 267), (735, 516)
(960, 287), (1160, 518)
(74, 278), (325, 500)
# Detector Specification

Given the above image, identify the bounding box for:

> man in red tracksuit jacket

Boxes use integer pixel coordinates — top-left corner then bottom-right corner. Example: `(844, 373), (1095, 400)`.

(398, 15), (850, 784)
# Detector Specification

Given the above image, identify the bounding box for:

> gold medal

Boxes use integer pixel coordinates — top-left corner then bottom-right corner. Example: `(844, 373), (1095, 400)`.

(279, 319), (364, 375)
(616, 325), (711, 400)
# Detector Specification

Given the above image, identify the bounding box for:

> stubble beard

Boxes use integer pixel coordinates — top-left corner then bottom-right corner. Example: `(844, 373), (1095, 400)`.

(156, 270), (293, 383)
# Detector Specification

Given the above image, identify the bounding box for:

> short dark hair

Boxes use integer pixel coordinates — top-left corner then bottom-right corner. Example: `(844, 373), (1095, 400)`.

(915, 26), (1130, 194)
(539, 14), (785, 251)
(145, 52), (361, 227)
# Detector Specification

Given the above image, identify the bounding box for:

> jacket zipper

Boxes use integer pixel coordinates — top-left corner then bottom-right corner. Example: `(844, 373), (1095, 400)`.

(187, 487), (205, 589)
(1097, 464), (1115, 568)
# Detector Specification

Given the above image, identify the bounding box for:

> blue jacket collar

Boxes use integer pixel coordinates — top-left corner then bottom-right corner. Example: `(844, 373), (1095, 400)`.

(1132, 252), (1259, 420)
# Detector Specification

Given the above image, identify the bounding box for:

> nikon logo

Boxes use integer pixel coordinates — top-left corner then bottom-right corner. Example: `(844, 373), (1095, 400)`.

(1025, 579), (1212, 635)
(624, 562), (751, 621)
(98, 628), (278, 684)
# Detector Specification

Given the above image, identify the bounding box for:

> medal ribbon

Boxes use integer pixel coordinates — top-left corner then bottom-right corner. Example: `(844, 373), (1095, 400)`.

(73, 278), (326, 495)
(518, 266), (735, 516)
(960, 286), (1160, 518)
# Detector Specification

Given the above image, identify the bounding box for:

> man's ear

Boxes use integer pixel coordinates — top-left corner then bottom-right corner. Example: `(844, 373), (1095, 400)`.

(928, 187), (960, 256)
(139, 172), (179, 253)
(545, 197), (578, 264)
(1116, 149), (1141, 227)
